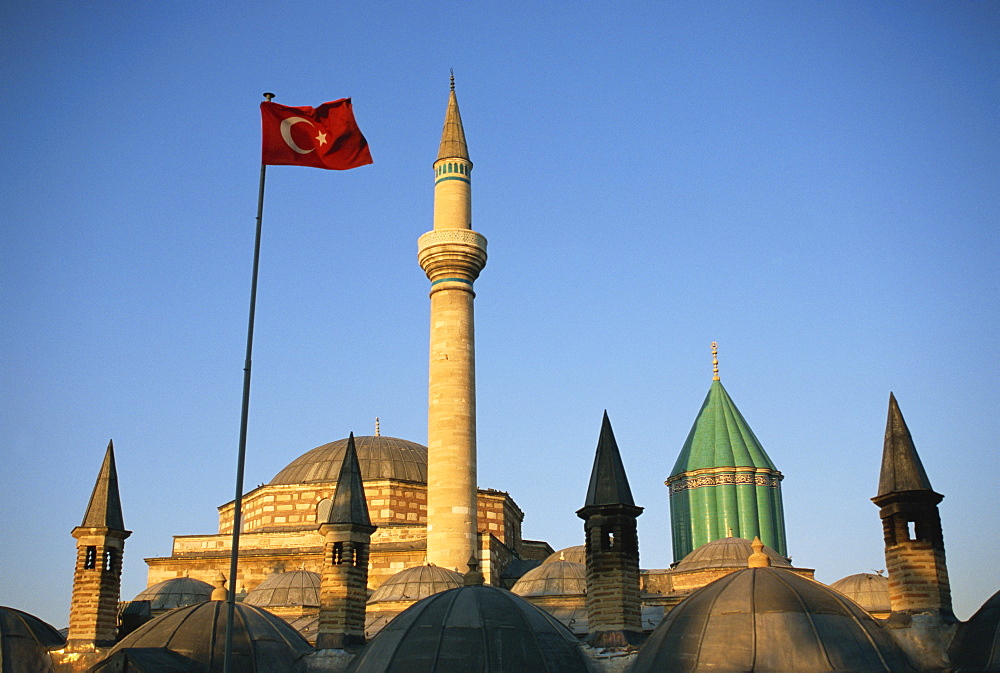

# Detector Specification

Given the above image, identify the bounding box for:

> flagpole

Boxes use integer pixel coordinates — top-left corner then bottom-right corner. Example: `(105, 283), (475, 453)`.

(222, 92), (273, 673)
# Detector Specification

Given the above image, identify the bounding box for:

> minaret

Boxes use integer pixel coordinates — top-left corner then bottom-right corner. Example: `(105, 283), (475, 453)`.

(872, 393), (954, 621)
(577, 412), (644, 647)
(665, 343), (787, 561)
(316, 433), (377, 651)
(68, 440), (131, 649)
(418, 75), (487, 571)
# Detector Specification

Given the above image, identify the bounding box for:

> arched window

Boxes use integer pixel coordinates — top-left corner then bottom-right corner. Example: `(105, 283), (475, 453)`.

(317, 498), (333, 523)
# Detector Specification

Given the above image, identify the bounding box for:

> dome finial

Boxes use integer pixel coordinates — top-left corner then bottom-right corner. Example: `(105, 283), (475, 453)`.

(748, 536), (770, 568)
(375, 417), (380, 436)
(450, 68), (455, 91)
(712, 341), (720, 381)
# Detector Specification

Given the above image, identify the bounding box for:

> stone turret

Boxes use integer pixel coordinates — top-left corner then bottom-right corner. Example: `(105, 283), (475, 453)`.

(68, 440), (131, 650)
(872, 392), (956, 669)
(316, 432), (376, 651)
(419, 75), (488, 572)
(576, 412), (644, 647)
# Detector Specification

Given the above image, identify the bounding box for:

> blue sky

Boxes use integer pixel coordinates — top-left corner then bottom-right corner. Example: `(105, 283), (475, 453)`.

(1, 2), (997, 627)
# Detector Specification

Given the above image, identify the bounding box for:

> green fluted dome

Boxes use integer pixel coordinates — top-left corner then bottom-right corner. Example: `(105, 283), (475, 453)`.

(667, 377), (787, 561)
(671, 380), (776, 475)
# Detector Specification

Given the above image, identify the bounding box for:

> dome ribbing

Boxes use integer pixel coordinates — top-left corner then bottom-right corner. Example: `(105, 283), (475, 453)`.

(631, 567), (915, 672)
(271, 435), (427, 485)
(667, 378), (787, 561)
(671, 380), (776, 474)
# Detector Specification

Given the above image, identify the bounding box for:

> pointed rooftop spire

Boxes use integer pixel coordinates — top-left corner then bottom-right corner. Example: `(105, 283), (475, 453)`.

(323, 433), (372, 527)
(437, 73), (469, 161)
(584, 411), (636, 508)
(81, 440), (125, 530)
(877, 392), (933, 496)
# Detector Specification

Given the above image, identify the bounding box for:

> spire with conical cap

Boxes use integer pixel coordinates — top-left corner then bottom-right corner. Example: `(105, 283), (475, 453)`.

(584, 411), (637, 508)
(877, 392), (933, 496)
(323, 432), (371, 527)
(81, 440), (125, 531)
(437, 71), (469, 161)
(577, 412), (643, 647)
(871, 392), (954, 624)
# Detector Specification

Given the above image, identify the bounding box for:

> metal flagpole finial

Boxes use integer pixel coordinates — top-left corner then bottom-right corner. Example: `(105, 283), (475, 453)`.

(712, 341), (720, 381)
(263, 92), (275, 102)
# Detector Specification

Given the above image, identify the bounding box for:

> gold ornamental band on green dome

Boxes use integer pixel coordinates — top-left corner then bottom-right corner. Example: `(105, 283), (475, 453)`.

(666, 344), (788, 561)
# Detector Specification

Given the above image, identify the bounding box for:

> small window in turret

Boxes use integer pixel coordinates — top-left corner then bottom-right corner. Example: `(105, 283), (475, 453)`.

(84, 546), (97, 569)
(104, 549), (114, 572)
(908, 521), (916, 540)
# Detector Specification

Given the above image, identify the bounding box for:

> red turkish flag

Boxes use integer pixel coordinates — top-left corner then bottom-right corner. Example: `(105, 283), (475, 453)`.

(260, 98), (373, 170)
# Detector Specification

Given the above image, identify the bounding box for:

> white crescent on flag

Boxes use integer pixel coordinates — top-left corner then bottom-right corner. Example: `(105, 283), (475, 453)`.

(279, 117), (316, 154)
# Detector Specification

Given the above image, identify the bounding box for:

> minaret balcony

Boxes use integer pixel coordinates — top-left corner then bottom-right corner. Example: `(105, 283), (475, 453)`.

(418, 229), (488, 282)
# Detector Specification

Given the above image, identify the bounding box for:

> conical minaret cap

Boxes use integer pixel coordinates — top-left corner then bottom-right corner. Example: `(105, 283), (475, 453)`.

(583, 411), (636, 508)
(877, 392), (933, 496)
(323, 432), (372, 527)
(437, 75), (469, 161)
(81, 440), (126, 530)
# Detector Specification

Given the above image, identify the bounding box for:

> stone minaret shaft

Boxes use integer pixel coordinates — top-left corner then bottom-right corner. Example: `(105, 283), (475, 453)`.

(419, 79), (487, 571)
(68, 440), (131, 649)
(316, 433), (376, 651)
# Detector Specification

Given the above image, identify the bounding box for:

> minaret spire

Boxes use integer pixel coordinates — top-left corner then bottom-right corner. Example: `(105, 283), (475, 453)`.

(437, 73), (469, 162)
(419, 79), (488, 573)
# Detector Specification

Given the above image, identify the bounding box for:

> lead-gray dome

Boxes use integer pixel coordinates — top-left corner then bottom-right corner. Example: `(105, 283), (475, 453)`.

(98, 601), (311, 672)
(132, 577), (213, 611)
(368, 564), (463, 603)
(674, 536), (791, 571)
(348, 585), (591, 673)
(949, 588), (1000, 672)
(511, 560), (586, 597)
(631, 567), (915, 672)
(0, 606), (64, 673)
(271, 435), (427, 485)
(542, 545), (585, 565)
(244, 570), (321, 608)
(829, 572), (890, 614)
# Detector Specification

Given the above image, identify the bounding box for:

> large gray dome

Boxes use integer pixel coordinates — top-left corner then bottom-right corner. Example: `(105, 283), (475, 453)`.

(674, 536), (791, 571)
(631, 567), (915, 672)
(0, 606), (64, 673)
(133, 577), (213, 612)
(542, 545), (585, 566)
(368, 564), (463, 604)
(244, 570), (321, 608)
(348, 585), (592, 673)
(97, 601), (312, 672)
(512, 560), (586, 597)
(949, 588), (1000, 672)
(271, 435), (427, 485)
(829, 572), (890, 615)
